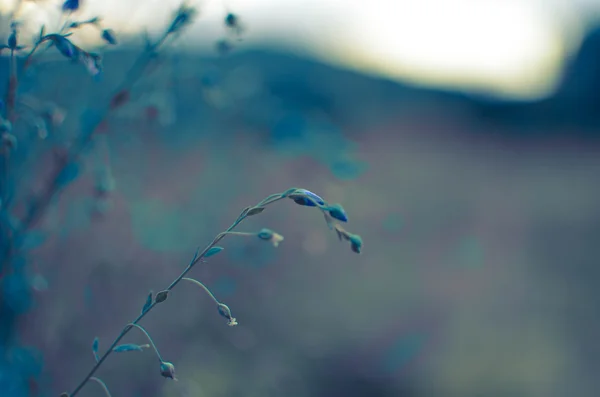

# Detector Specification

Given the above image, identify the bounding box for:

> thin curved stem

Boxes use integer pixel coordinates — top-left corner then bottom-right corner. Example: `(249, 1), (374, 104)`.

(125, 323), (163, 362)
(67, 189), (293, 397)
(181, 277), (219, 305)
(89, 377), (112, 397)
(217, 231), (256, 238)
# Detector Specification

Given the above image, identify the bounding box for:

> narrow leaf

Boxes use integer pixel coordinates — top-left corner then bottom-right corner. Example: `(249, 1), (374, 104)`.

(246, 206), (265, 216)
(92, 337), (99, 363)
(113, 343), (149, 352)
(205, 246), (224, 258)
(142, 291), (152, 314)
(189, 247), (200, 266)
(56, 162), (80, 188)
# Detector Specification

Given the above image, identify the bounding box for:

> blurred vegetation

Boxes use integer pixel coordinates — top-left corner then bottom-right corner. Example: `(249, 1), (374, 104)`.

(1, 6), (600, 397)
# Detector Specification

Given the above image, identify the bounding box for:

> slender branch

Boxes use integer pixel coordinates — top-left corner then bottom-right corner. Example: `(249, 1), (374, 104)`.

(1, 30), (173, 274)
(124, 323), (163, 362)
(88, 377), (112, 397)
(1, 48), (17, 207)
(6, 48), (17, 122)
(181, 277), (219, 305)
(67, 190), (289, 397)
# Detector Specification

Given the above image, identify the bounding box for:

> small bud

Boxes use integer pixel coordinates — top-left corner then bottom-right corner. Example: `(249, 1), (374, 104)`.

(155, 290), (169, 303)
(327, 204), (348, 222)
(48, 34), (79, 60)
(257, 228), (284, 247)
(159, 361), (177, 380)
(225, 13), (238, 28)
(101, 29), (117, 45)
(246, 206), (265, 216)
(217, 303), (238, 326)
(167, 3), (198, 35)
(8, 30), (17, 50)
(62, 0), (80, 12)
(257, 228), (273, 241)
(288, 189), (326, 207)
(349, 234), (363, 254)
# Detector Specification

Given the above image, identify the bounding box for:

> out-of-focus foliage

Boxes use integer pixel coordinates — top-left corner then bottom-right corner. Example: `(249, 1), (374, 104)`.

(1, 4), (600, 397)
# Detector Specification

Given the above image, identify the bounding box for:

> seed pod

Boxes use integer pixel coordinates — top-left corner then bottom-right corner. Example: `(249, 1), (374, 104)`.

(155, 290), (169, 303)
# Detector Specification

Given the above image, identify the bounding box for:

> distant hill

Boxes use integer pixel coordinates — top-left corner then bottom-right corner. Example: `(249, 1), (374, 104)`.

(1, 23), (600, 138)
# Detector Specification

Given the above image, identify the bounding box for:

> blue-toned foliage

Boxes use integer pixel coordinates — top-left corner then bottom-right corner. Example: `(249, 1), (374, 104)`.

(101, 29), (118, 45)
(62, 0), (80, 12)
(327, 203), (348, 222)
(205, 246), (224, 258)
(2, 273), (33, 313)
(113, 343), (148, 352)
(16, 230), (47, 250)
(141, 291), (153, 314)
(92, 337), (99, 362)
(55, 162), (80, 188)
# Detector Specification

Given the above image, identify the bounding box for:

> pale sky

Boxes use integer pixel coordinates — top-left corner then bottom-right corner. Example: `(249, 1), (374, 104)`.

(3, 0), (600, 99)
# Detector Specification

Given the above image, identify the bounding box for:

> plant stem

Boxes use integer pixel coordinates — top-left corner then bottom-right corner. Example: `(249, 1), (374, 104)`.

(67, 190), (288, 397)
(181, 277), (219, 305)
(88, 377), (112, 397)
(7, 30), (171, 243)
(125, 323), (163, 362)
(219, 231), (256, 237)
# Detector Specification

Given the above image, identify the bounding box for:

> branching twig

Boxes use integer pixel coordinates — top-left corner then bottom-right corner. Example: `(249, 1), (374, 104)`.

(64, 187), (362, 396)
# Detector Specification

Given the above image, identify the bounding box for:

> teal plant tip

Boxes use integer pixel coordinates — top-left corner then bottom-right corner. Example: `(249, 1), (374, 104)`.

(349, 234), (363, 254)
(167, 3), (198, 34)
(8, 30), (17, 50)
(62, 0), (80, 12)
(217, 303), (237, 326)
(225, 13), (238, 28)
(205, 246), (224, 258)
(289, 189), (325, 207)
(327, 204), (348, 222)
(334, 224), (363, 254)
(257, 228), (273, 240)
(101, 29), (117, 45)
(159, 361), (177, 380)
(46, 34), (79, 60)
(257, 228), (284, 247)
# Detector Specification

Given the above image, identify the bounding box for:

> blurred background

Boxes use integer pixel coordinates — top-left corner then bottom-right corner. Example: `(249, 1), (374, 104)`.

(1, 0), (600, 396)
